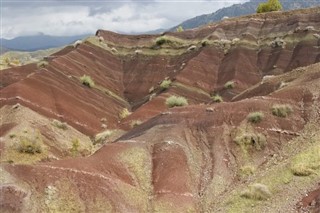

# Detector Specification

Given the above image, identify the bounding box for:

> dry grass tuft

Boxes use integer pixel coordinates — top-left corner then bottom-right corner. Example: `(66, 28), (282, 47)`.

(80, 75), (95, 88)
(240, 183), (272, 200)
(166, 96), (188, 108)
(247, 112), (264, 123)
(271, 104), (293, 117)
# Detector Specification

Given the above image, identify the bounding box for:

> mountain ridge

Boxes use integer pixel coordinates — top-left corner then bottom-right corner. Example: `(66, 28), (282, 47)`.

(0, 34), (91, 51)
(171, 0), (320, 31)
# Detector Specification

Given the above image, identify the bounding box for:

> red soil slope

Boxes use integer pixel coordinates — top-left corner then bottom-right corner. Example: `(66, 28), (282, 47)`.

(1, 8), (319, 135)
(3, 62), (320, 212)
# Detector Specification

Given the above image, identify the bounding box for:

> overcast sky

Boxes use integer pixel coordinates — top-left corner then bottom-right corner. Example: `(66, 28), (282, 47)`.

(1, 0), (248, 39)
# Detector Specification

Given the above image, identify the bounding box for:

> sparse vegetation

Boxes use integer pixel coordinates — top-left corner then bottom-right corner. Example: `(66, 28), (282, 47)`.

(271, 104), (293, 117)
(224, 81), (235, 89)
(176, 26), (184, 32)
(257, 0), (282, 13)
(37, 60), (48, 68)
(160, 79), (172, 90)
(201, 39), (209, 47)
(231, 38), (240, 45)
(9, 133), (16, 139)
(70, 138), (80, 156)
(216, 39), (232, 54)
(234, 132), (266, 151)
(80, 75), (95, 88)
(166, 96), (188, 108)
(240, 165), (255, 177)
(10, 58), (20, 66)
(154, 36), (184, 48)
(155, 36), (167, 46)
(119, 108), (131, 119)
(94, 130), (114, 144)
(240, 183), (272, 200)
(3, 57), (10, 65)
(17, 135), (42, 154)
(118, 147), (151, 192)
(131, 120), (142, 128)
(4, 8), (320, 212)
(0, 47), (61, 70)
(247, 112), (264, 123)
(270, 37), (286, 48)
(51, 119), (68, 130)
(290, 145), (320, 176)
(212, 94), (223, 103)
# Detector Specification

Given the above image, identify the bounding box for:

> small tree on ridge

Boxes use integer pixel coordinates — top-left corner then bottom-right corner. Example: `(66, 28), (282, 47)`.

(257, 0), (282, 13)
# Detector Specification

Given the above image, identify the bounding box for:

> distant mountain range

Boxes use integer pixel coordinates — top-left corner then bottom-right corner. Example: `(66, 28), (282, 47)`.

(171, 0), (320, 31)
(0, 34), (91, 51)
(2, 0), (319, 51)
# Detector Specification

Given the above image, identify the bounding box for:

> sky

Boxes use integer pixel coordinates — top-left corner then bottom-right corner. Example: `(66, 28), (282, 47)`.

(1, 0), (249, 39)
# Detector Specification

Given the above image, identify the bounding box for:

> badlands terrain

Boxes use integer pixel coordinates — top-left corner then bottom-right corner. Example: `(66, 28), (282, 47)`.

(1, 7), (320, 213)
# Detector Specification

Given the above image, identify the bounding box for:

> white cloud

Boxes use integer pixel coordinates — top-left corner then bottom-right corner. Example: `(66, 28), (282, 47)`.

(1, 0), (248, 39)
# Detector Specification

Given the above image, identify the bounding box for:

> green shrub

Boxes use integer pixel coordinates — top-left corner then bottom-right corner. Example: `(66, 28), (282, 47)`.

(212, 94), (223, 103)
(94, 130), (114, 144)
(201, 39), (209, 47)
(71, 138), (80, 155)
(17, 135), (42, 154)
(257, 2), (268, 13)
(241, 183), (272, 200)
(176, 26), (184, 32)
(271, 104), (293, 117)
(9, 133), (16, 139)
(10, 59), (20, 66)
(37, 61), (48, 68)
(166, 96), (188, 108)
(51, 119), (68, 130)
(270, 38), (286, 48)
(80, 75), (95, 88)
(234, 132), (266, 151)
(257, 0), (282, 13)
(240, 165), (255, 177)
(160, 79), (172, 90)
(156, 36), (167, 46)
(247, 112), (264, 123)
(156, 36), (172, 46)
(224, 81), (235, 89)
(119, 108), (131, 119)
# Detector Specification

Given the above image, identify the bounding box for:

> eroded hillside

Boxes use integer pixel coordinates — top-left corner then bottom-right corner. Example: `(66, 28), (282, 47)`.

(1, 7), (320, 213)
